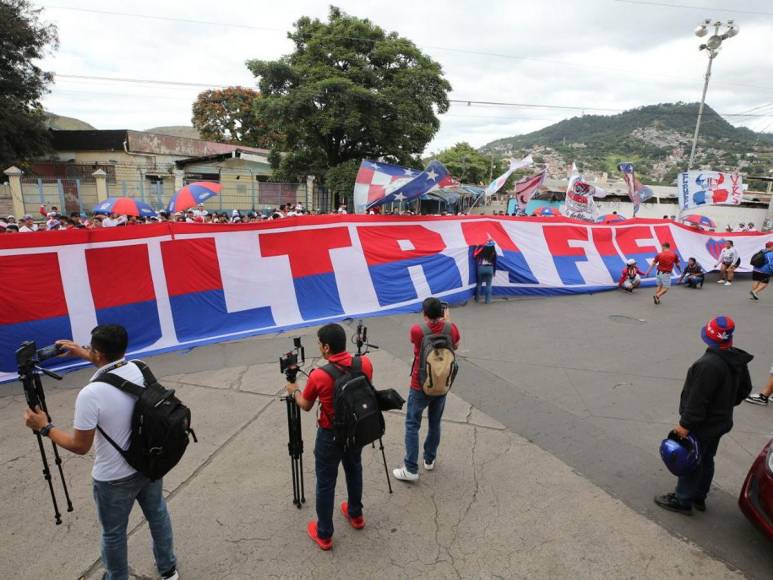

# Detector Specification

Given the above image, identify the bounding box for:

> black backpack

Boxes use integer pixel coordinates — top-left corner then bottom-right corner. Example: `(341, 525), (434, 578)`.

(750, 250), (766, 267)
(322, 356), (384, 450)
(97, 360), (197, 481)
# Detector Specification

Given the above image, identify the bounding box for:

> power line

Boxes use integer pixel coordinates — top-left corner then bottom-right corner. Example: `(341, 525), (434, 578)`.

(614, 0), (773, 17)
(42, 4), (773, 91)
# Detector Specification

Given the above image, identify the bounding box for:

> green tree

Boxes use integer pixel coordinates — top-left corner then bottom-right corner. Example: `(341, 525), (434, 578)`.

(191, 87), (275, 148)
(324, 159), (361, 206)
(0, 0), (58, 170)
(246, 6), (451, 181)
(436, 142), (495, 184)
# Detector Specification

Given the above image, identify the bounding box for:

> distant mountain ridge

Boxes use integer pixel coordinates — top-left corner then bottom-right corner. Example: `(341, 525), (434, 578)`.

(44, 112), (95, 130)
(145, 126), (201, 139)
(480, 102), (773, 184)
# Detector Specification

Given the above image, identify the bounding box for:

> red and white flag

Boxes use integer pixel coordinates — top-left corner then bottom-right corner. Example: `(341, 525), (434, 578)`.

(514, 170), (547, 209)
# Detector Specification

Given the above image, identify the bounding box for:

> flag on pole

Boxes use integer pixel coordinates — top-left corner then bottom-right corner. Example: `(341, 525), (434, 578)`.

(484, 155), (533, 197)
(564, 163), (597, 221)
(365, 160), (450, 210)
(617, 163), (654, 216)
(353, 161), (420, 213)
(514, 170), (547, 209)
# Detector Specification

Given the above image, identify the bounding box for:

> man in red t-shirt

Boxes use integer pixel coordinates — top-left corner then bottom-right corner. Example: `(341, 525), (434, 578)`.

(645, 242), (681, 305)
(393, 297), (461, 482)
(285, 323), (374, 550)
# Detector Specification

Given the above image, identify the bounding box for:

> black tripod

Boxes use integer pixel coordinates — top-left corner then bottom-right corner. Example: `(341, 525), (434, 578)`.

(282, 393), (306, 509)
(355, 321), (393, 494)
(17, 360), (74, 525)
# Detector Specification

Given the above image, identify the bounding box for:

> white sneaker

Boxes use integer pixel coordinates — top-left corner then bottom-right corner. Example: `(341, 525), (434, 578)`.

(423, 460), (436, 471)
(162, 570), (179, 580)
(392, 466), (419, 481)
(724, 281), (732, 286)
(716, 279), (726, 284)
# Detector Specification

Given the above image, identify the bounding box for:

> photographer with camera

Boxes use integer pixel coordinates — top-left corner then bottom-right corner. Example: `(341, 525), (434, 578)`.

(285, 323), (374, 551)
(23, 325), (179, 580)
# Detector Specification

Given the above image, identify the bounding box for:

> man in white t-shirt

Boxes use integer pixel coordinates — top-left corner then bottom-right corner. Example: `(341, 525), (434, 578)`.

(24, 325), (179, 580)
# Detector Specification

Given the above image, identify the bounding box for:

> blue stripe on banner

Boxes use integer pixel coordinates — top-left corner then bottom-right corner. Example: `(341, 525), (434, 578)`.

(293, 273), (344, 320)
(95, 300), (162, 352)
(169, 290), (275, 342)
(0, 316), (73, 375)
(599, 255), (627, 282)
(369, 255), (462, 307)
(552, 255), (589, 286)
(499, 250), (539, 284)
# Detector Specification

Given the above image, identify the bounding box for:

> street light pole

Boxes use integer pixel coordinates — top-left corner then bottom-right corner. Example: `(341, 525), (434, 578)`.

(687, 19), (739, 171)
(687, 54), (715, 170)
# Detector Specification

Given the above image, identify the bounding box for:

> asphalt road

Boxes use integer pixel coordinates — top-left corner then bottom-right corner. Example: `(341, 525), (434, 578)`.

(361, 272), (773, 579)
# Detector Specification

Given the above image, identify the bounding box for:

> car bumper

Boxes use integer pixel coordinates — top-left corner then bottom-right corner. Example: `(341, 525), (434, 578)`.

(739, 441), (773, 540)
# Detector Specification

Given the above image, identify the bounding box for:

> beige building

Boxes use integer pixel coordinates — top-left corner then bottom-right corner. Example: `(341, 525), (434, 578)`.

(2, 129), (312, 216)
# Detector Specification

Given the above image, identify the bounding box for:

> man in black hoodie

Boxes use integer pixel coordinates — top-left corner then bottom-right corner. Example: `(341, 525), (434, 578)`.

(655, 316), (753, 515)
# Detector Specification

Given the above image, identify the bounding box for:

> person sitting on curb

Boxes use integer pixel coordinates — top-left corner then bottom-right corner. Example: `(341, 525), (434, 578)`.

(750, 241), (773, 301)
(618, 259), (645, 293)
(714, 240), (739, 286)
(679, 258), (705, 289)
(746, 364), (773, 406)
(654, 316), (753, 515)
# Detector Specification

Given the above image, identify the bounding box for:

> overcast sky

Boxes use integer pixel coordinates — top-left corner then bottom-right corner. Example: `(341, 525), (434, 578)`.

(37, 0), (773, 154)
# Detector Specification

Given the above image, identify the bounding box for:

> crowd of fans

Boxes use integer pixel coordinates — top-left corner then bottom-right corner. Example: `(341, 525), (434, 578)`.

(1, 202), (769, 233)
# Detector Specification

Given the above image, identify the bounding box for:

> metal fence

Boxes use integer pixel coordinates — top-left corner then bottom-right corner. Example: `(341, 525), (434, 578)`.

(19, 178), (309, 215)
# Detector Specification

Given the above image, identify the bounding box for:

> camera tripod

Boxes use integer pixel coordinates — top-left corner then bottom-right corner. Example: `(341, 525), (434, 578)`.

(355, 321), (393, 495)
(282, 391), (306, 509)
(17, 361), (74, 525)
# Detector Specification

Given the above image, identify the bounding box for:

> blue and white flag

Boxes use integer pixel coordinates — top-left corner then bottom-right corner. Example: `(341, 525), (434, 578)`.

(366, 160), (449, 209)
(485, 155), (533, 197)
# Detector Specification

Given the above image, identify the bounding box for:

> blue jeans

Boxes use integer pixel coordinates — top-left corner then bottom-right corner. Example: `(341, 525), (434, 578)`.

(92, 472), (176, 580)
(403, 388), (447, 474)
(476, 265), (494, 304)
(314, 428), (363, 539)
(675, 435), (720, 507)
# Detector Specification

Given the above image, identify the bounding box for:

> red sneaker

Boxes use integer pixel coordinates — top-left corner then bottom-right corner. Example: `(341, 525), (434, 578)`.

(307, 521), (333, 550)
(341, 502), (365, 529)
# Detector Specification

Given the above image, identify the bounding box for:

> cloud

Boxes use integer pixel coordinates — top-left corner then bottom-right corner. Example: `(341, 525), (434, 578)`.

(37, 0), (773, 152)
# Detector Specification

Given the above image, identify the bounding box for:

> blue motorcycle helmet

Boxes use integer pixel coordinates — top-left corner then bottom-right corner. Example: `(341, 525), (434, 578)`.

(659, 432), (701, 476)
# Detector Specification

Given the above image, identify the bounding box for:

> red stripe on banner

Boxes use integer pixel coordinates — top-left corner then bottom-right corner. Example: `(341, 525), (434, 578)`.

(86, 245), (156, 309)
(161, 238), (223, 297)
(543, 225), (589, 257)
(615, 225), (659, 256)
(590, 226), (619, 257)
(359, 225), (447, 266)
(355, 167), (375, 185)
(259, 227), (352, 278)
(0, 253), (68, 324)
(460, 221), (519, 251)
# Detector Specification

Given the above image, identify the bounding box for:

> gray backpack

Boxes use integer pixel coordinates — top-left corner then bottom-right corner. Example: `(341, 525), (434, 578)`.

(416, 322), (458, 396)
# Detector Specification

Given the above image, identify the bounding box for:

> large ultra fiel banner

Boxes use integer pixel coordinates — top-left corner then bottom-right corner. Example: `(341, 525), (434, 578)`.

(1, 217), (770, 381)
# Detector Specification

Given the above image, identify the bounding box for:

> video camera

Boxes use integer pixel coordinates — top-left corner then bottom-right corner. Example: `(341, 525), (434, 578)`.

(279, 337), (306, 508)
(16, 341), (64, 366)
(279, 337), (305, 383)
(15, 340), (72, 524)
(354, 320), (378, 356)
